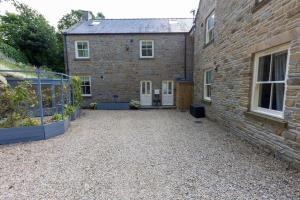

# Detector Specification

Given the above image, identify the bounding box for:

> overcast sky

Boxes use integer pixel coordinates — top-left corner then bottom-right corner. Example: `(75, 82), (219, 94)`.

(0, 0), (199, 28)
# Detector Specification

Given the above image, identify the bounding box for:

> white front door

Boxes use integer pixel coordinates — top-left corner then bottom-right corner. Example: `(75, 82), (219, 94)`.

(140, 81), (152, 106)
(162, 80), (174, 106)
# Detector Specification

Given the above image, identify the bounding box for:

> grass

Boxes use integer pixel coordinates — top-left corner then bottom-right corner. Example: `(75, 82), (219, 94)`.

(0, 52), (59, 79)
(0, 59), (37, 78)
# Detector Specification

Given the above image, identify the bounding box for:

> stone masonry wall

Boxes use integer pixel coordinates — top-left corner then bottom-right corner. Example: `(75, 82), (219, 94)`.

(193, 0), (300, 167)
(66, 34), (188, 106)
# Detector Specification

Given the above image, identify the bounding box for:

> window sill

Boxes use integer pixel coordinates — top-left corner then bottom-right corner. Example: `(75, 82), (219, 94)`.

(201, 99), (212, 105)
(252, 0), (271, 13)
(244, 111), (287, 129)
(139, 57), (155, 60)
(74, 58), (91, 61)
(203, 39), (214, 49)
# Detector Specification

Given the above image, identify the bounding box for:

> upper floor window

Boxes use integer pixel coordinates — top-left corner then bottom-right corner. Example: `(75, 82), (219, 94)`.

(75, 41), (90, 59)
(80, 76), (92, 96)
(251, 45), (289, 118)
(140, 40), (154, 58)
(205, 11), (215, 44)
(204, 69), (213, 101)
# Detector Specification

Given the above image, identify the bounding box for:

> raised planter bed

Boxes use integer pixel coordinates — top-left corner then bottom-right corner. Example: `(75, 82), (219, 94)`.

(0, 118), (71, 145)
(70, 108), (81, 121)
(96, 103), (129, 110)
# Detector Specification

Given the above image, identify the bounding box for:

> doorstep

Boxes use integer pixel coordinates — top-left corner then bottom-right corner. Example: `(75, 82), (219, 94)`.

(140, 105), (177, 109)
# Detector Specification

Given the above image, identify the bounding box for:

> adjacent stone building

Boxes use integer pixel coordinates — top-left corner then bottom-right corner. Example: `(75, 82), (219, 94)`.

(193, 0), (300, 166)
(64, 18), (194, 107)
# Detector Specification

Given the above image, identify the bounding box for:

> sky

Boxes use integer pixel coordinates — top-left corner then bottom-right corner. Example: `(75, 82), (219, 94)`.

(0, 0), (199, 28)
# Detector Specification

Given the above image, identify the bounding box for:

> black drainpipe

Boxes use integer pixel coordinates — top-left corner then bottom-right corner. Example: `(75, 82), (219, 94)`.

(184, 33), (187, 80)
(63, 34), (69, 75)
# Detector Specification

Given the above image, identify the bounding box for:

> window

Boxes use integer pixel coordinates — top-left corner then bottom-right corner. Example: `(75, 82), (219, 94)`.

(75, 41), (90, 59)
(80, 76), (92, 96)
(204, 70), (213, 101)
(205, 11), (215, 44)
(141, 81), (152, 95)
(251, 45), (289, 118)
(140, 40), (154, 58)
(162, 81), (174, 95)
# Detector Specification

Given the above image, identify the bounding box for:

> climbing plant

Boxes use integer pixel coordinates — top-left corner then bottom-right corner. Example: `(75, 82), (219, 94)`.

(71, 76), (83, 107)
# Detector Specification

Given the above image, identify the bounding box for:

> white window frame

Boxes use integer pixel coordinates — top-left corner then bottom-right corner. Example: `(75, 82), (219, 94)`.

(75, 41), (90, 59)
(204, 69), (213, 101)
(80, 76), (92, 97)
(140, 80), (152, 95)
(251, 44), (290, 119)
(162, 80), (174, 95)
(205, 11), (215, 44)
(140, 40), (154, 58)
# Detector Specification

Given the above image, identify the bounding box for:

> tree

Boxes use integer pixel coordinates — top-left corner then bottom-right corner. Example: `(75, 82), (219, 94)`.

(57, 10), (105, 33)
(96, 12), (105, 19)
(0, 1), (63, 71)
(57, 10), (83, 33)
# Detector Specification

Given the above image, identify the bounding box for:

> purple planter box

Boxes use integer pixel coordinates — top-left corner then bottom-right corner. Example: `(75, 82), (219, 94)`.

(0, 118), (71, 145)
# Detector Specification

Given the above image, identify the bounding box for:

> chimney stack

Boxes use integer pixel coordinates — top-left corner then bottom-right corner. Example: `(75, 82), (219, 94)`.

(81, 10), (93, 21)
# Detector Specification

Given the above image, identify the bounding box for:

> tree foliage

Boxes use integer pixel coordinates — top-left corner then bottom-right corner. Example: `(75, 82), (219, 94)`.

(96, 12), (105, 19)
(57, 10), (83, 33)
(57, 10), (105, 33)
(0, 1), (105, 73)
(0, 42), (28, 63)
(0, 1), (63, 71)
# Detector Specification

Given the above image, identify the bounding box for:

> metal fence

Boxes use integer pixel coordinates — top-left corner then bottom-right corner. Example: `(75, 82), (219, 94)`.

(0, 69), (74, 126)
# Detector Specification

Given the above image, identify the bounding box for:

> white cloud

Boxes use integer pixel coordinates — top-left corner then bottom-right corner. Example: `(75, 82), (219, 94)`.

(0, 0), (199, 28)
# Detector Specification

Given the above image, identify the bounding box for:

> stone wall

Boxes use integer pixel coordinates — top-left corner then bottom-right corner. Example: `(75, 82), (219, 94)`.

(66, 34), (190, 106)
(186, 30), (195, 80)
(193, 0), (300, 167)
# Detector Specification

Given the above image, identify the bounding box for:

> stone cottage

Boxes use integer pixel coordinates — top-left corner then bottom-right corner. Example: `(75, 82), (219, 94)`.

(193, 0), (300, 166)
(64, 16), (194, 107)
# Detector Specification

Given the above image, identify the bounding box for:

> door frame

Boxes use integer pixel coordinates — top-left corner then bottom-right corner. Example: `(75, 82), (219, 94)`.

(162, 80), (174, 106)
(140, 80), (152, 106)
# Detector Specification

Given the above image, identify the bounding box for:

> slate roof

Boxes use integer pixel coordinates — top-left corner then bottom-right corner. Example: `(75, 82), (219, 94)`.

(64, 18), (194, 35)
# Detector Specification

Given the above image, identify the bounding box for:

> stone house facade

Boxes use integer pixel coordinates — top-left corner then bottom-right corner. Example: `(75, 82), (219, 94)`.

(64, 18), (194, 107)
(193, 0), (300, 167)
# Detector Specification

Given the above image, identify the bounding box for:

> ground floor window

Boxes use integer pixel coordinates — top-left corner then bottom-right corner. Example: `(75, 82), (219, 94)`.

(80, 76), (92, 96)
(251, 45), (289, 118)
(204, 70), (212, 101)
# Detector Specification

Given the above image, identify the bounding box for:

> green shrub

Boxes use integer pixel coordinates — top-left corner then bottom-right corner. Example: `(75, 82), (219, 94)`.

(18, 118), (40, 127)
(0, 81), (38, 128)
(64, 104), (75, 117)
(129, 100), (140, 110)
(51, 113), (63, 121)
(0, 42), (28, 64)
(89, 102), (97, 110)
(71, 76), (83, 107)
(0, 113), (21, 128)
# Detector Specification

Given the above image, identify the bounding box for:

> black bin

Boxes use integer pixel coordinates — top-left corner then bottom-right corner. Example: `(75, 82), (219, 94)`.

(190, 104), (205, 118)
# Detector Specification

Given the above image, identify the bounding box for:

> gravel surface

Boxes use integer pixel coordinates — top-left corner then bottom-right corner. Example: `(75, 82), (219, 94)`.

(0, 110), (299, 199)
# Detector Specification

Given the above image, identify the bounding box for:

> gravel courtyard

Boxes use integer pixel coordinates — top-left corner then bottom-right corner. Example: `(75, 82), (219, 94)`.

(0, 110), (300, 199)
